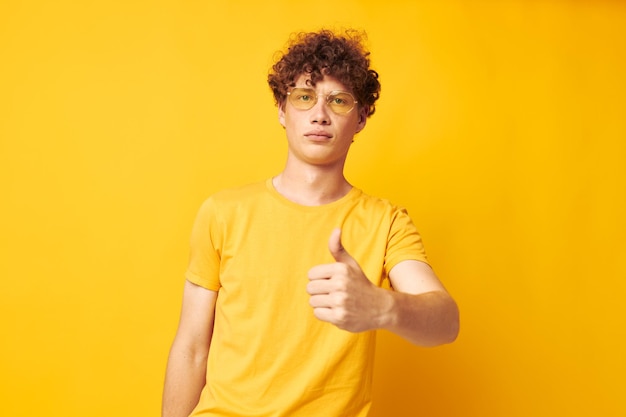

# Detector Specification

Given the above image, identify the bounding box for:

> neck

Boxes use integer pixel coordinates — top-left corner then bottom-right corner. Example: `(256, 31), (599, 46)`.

(273, 160), (352, 206)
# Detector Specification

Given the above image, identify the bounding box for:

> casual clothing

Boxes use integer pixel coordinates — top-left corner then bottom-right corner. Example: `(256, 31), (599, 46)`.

(186, 179), (428, 417)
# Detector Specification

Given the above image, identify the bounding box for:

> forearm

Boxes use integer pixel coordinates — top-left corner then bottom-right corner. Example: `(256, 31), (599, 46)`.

(379, 289), (459, 347)
(162, 340), (208, 417)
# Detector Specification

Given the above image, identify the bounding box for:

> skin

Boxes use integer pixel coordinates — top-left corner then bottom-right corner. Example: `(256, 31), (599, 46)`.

(273, 74), (367, 206)
(162, 281), (216, 417)
(162, 74), (459, 417)
(308, 228), (459, 347)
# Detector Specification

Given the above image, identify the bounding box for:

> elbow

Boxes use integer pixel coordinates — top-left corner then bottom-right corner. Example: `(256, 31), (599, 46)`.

(419, 294), (460, 347)
(438, 296), (460, 345)
(442, 304), (460, 345)
(170, 336), (211, 367)
(443, 296), (460, 343)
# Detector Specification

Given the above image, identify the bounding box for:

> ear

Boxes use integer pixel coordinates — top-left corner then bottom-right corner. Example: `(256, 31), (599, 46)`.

(355, 107), (368, 134)
(278, 104), (286, 128)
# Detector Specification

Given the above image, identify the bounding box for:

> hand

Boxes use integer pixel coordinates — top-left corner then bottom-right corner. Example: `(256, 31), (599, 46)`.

(307, 228), (388, 332)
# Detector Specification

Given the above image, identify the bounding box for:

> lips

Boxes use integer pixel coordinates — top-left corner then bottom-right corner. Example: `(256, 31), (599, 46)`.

(304, 130), (332, 140)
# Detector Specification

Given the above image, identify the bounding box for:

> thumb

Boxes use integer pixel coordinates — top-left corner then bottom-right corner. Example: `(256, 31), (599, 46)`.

(328, 228), (354, 264)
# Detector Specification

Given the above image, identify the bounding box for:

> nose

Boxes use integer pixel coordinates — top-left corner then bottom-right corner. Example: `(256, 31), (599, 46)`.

(309, 97), (331, 125)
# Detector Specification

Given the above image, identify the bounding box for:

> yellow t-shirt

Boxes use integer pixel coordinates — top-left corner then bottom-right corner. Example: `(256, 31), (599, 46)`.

(186, 179), (428, 417)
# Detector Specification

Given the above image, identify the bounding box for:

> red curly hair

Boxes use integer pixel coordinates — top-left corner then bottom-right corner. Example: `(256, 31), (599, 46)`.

(268, 30), (381, 117)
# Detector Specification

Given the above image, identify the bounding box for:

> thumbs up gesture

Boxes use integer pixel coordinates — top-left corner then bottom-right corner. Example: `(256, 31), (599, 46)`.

(307, 228), (389, 332)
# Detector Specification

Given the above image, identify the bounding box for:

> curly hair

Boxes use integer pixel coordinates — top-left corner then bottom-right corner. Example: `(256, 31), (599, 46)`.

(268, 30), (381, 117)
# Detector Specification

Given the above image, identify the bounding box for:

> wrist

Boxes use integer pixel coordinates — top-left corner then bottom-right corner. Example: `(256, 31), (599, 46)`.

(375, 287), (399, 331)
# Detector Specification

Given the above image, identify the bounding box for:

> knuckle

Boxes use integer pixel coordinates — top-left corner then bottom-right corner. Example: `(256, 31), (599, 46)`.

(334, 310), (354, 331)
(333, 291), (348, 306)
(333, 278), (349, 292)
(337, 264), (350, 275)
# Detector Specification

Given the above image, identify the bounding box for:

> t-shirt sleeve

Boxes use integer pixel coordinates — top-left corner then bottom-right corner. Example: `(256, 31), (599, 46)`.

(184, 197), (222, 291)
(383, 207), (429, 275)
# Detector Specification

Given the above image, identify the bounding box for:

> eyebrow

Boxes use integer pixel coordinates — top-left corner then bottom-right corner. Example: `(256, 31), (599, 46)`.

(293, 87), (350, 94)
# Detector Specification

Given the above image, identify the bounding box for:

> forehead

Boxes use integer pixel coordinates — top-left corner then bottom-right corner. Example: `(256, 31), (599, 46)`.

(294, 74), (350, 92)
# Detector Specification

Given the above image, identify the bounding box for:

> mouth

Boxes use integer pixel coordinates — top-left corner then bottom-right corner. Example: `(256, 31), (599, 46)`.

(304, 131), (333, 141)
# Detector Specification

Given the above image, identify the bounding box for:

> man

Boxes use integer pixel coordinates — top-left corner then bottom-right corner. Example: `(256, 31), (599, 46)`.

(162, 29), (459, 417)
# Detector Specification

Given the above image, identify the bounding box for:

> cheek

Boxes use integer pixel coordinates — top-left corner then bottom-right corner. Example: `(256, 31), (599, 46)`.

(339, 118), (360, 136)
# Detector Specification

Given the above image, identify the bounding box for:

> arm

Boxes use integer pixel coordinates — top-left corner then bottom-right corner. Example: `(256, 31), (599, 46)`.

(307, 229), (459, 347)
(162, 280), (218, 417)
(384, 259), (459, 346)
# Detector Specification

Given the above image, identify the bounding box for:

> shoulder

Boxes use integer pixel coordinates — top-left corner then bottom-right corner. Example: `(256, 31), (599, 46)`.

(352, 188), (423, 243)
(209, 180), (267, 201)
(200, 180), (268, 207)
(192, 180), (269, 224)
(353, 188), (410, 219)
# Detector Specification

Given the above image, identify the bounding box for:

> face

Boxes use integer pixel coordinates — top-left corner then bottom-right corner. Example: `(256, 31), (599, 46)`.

(278, 75), (367, 168)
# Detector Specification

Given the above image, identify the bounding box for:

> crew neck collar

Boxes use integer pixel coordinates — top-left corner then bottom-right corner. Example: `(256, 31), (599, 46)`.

(265, 178), (360, 210)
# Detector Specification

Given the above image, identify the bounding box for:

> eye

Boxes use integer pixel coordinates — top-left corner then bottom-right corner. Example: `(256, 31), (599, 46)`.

(291, 88), (316, 102)
(328, 93), (354, 107)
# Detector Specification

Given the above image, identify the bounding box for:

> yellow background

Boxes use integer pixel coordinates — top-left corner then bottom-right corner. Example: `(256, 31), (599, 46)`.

(1, 1), (625, 416)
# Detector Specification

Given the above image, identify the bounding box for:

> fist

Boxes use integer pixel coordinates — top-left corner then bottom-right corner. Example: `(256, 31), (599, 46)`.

(307, 229), (384, 332)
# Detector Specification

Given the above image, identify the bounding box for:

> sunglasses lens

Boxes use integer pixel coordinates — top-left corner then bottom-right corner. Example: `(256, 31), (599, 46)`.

(287, 88), (357, 114)
(327, 92), (356, 114)
(288, 88), (317, 110)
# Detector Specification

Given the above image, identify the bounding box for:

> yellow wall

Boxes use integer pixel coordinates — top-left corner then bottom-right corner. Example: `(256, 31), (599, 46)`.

(1, 1), (624, 416)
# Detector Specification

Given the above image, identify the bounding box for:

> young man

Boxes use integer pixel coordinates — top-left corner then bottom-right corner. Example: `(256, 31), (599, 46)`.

(162, 30), (459, 417)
